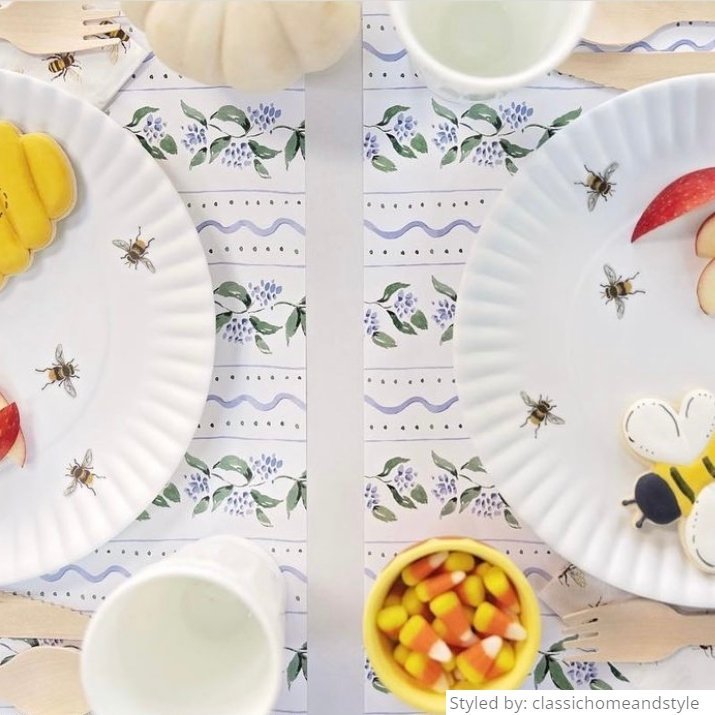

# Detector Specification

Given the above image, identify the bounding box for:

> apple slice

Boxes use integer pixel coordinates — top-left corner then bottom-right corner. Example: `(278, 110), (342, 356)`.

(0, 389), (26, 468)
(633, 167), (715, 242)
(697, 213), (715, 258)
(0, 403), (19, 462)
(698, 259), (715, 315)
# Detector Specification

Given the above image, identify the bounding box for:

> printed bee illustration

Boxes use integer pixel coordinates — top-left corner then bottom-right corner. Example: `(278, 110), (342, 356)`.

(100, 20), (131, 63)
(35, 344), (79, 398)
(558, 564), (586, 588)
(45, 53), (81, 81)
(113, 227), (156, 273)
(601, 264), (645, 319)
(520, 391), (565, 438)
(576, 161), (618, 211)
(65, 449), (106, 496)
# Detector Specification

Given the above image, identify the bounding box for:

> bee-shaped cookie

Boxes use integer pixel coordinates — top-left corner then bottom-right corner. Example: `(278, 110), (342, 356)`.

(622, 389), (715, 573)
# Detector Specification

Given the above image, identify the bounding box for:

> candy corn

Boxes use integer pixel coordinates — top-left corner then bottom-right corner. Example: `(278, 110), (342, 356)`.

(377, 605), (409, 637)
(456, 635), (503, 685)
(415, 571), (466, 603)
(475, 561), (491, 578)
(402, 587), (430, 617)
(384, 580), (407, 607)
(399, 615), (452, 663)
(402, 552), (448, 587)
(404, 652), (450, 693)
(430, 592), (476, 645)
(444, 552), (476, 572)
(487, 641), (515, 678)
(433, 616), (469, 648)
(474, 601), (526, 641)
(483, 565), (520, 614)
(455, 574), (486, 607)
(393, 643), (411, 667)
(443, 656), (458, 673)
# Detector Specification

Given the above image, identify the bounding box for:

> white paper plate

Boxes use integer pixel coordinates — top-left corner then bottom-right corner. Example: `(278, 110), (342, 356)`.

(0, 71), (214, 583)
(456, 75), (715, 607)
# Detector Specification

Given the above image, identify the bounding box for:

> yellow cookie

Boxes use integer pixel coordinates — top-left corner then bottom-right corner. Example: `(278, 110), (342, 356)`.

(0, 121), (76, 290)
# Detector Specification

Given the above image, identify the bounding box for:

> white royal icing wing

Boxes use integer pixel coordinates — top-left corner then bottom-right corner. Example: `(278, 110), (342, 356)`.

(623, 389), (715, 465)
(681, 482), (715, 574)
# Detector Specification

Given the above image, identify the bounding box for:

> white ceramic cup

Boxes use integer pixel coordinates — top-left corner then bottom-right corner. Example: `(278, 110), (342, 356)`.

(81, 536), (285, 715)
(389, 0), (593, 101)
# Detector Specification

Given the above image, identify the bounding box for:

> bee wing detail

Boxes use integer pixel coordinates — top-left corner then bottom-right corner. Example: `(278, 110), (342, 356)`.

(623, 390), (715, 464)
(587, 192), (599, 212)
(520, 391), (537, 407)
(682, 483), (715, 573)
(545, 413), (565, 425)
(82, 449), (93, 469)
(55, 344), (64, 363)
(141, 257), (156, 274)
(603, 264), (617, 283)
(603, 162), (619, 180)
(64, 481), (77, 496)
(64, 379), (77, 399)
(112, 240), (130, 250)
(615, 297), (625, 319)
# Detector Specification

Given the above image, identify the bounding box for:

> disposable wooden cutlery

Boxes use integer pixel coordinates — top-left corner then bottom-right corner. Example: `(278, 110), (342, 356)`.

(0, 592), (89, 640)
(562, 599), (715, 663)
(0, 646), (88, 715)
(583, 1), (715, 46)
(0, 1), (121, 55)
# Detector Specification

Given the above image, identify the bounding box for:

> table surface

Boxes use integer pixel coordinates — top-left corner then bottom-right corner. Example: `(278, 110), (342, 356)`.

(3, 3), (715, 713)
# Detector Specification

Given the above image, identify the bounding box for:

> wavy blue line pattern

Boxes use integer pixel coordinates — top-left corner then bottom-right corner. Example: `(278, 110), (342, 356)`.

(579, 37), (715, 53)
(523, 567), (552, 581)
(42, 564), (131, 583)
(362, 41), (407, 62)
(364, 395), (459, 414)
(280, 565), (307, 583)
(196, 218), (306, 236)
(207, 393), (306, 411)
(364, 219), (480, 240)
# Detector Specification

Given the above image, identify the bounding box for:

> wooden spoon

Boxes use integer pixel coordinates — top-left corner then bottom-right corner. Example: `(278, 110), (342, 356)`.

(0, 646), (88, 715)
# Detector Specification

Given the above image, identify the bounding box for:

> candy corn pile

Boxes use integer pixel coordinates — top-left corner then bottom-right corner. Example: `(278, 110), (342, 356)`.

(375, 551), (526, 693)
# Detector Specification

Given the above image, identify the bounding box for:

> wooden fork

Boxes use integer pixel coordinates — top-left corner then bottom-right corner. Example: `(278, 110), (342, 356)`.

(562, 599), (715, 663)
(0, 646), (88, 715)
(583, 2), (715, 46)
(0, 2), (121, 55)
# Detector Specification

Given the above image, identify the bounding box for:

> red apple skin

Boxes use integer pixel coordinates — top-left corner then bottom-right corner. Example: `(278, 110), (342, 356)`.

(0, 390), (26, 468)
(633, 168), (715, 242)
(0, 403), (20, 463)
(696, 212), (715, 258)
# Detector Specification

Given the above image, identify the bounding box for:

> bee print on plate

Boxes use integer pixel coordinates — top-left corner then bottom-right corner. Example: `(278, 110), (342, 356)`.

(35, 344), (79, 398)
(100, 20), (131, 63)
(520, 391), (565, 438)
(65, 449), (106, 496)
(601, 264), (645, 319)
(557, 563), (586, 588)
(576, 161), (618, 211)
(45, 53), (81, 81)
(113, 227), (156, 273)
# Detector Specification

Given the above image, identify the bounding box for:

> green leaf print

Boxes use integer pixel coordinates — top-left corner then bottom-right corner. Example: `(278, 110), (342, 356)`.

(215, 311), (232, 332)
(214, 455), (252, 480)
(387, 484), (416, 510)
(548, 660), (574, 690)
(459, 486), (482, 513)
(460, 135), (482, 162)
(190, 147), (207, 169)
(163, 483), (181, 503)
(432, 451), (458, 477)
(534, 656), (548, 686)
(371, 155), (397, 173)
(253, 159), (270, 179)
(590, 679), (612, 690)
(377, 105), (410, 127)
(462, 103), (502, 131)
(209, 136), (231, 163)
(386, 133), (416, 159)
(377, 457), (410, 477)
(159, 135), (178, 155)
(608, 663), (629, 682)
(440, 497), (458, 517)
(285, 308), (300, 343)
(432, 98), (458, 125)
(126, 106), (159, 129)
(378, 282), (410, 304)
(410, 133), (428, 154)
(284, 132), (300, 168)
(499, 139), (531, 158)
(254, 335), (271, 354)
(387, 310), (416, 335)
(411, 310), (428, 330)
(215, 281), (251, 306)
(181, 100), (207, 127)
(256, 508), (273, 527)
(371, 331), (397, 349)
(286, 481), (301, 516)
(193, 496), (210, 516)
(432, 275), (457, 301)
(251, 490), (282, 509)
(212, 485), (233, 511)
(372, 505), (397, 522)
(250, 317), (282, 335)
(152, 495), (169, 508)
(185, 453), (210, 476)
(211, 105), (250, 132)
(249, 140), (281, 160)
(440, 146), (458, 167)
(461, 456), (486, 473)
(551, 107), (582, 127)
(440, 324), (454, 344)
(411, 485), (428, 504)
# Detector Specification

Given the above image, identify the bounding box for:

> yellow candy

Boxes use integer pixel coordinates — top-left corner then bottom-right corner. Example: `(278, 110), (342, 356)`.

(483, 565), (521, 613)
(415, 571), (465, 603)
(444, 552), (476, 572)
(393, 643), (411, 667)
(430, 591), (476, 645)
(475, 561), (492, 578)
(487, 641), (516, 678)
(399, 615), (452, 663)
(455, 574), (486, 607)
(402, 587), (429, 617)
(404, 652), (450, 693)
(376, 605), (408, 637)
(456, 635), (502, 685)
(474, 601), (526, 640)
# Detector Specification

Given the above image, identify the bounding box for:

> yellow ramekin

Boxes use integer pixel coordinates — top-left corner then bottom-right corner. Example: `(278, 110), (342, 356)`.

(364, 537), (541, 713)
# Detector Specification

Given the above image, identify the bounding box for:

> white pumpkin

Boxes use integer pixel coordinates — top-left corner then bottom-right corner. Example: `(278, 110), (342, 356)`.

(123, 1), (361, 91)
